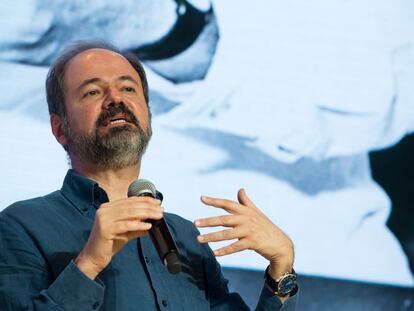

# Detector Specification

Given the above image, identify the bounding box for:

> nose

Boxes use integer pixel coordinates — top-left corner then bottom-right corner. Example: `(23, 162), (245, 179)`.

(103, 87), (123, 109)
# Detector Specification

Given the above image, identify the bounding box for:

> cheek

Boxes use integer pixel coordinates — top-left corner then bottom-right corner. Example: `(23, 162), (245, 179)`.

(126, 97), (150, 130)
(67, 106), (99, 133)
(137, 105), (151, 131)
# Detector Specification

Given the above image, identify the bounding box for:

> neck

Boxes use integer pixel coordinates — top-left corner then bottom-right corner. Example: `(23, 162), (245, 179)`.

(71, 158), (141, 201)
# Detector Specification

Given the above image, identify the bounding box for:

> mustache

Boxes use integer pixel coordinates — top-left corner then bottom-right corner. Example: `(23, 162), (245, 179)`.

(96, 104), (140, 128)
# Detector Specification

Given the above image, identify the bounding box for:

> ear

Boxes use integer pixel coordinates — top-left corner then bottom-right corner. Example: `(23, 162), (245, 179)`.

(50, 114), (68, 147)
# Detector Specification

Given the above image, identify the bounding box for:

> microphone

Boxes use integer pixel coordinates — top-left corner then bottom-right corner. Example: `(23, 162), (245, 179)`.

(128, 179), (182, 274)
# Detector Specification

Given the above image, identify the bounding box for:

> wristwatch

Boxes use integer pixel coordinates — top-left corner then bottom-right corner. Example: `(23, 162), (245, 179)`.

(264, 266), (297, 297)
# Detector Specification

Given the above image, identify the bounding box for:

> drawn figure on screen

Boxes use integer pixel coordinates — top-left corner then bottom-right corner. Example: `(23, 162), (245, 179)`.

(0, 0), (413, 287)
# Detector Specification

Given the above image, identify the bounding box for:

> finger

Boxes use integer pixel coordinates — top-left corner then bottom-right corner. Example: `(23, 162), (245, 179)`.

(113, 229), (150, 243)
(117, 206), (164, 221)
(213, 240), (249, 257)
(100, 196), (161, 210)
(197, 227), (248, 243)
(111, 196), (161, 205)
(112, 220), (152, 235)
(102, 205), (163, 222)
(125, 230), (149, 240)
(127, 196), (162, 205)
(200, 196), (241, 214)
(194, 215), (244, 228)
(237, 188), (256, 209)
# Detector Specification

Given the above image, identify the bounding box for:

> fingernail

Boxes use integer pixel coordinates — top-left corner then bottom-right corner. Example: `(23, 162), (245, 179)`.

(194, 220), (200, 226)
(197, 235), (204, 242)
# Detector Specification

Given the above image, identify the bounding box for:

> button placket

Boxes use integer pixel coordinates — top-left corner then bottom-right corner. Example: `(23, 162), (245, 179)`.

(140, 236), (172, 310)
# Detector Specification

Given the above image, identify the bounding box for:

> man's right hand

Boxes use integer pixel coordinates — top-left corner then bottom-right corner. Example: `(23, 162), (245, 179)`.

(74, 196), (163, 280)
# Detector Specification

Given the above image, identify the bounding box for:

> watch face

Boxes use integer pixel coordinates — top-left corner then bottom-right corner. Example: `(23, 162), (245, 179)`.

(278, 275), (296, 295)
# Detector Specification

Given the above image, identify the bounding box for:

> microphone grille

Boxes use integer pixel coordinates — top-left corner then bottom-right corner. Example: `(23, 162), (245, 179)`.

(128, 179), (157, 198)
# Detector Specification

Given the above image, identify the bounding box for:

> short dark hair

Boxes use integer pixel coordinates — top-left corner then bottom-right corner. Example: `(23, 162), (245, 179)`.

(45, 41), (149, 118)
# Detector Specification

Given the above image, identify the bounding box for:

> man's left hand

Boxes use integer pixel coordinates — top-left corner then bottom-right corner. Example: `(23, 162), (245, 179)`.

(194, 189), (294, 279)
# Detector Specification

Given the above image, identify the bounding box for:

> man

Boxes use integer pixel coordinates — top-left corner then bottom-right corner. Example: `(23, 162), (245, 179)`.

(0, 42), (297, 310)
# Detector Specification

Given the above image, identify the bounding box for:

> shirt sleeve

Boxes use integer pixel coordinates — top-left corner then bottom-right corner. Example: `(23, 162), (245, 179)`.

(256, 283), (298, 311)
(0, 214), (105, 311)
(199, 236), (298, 311)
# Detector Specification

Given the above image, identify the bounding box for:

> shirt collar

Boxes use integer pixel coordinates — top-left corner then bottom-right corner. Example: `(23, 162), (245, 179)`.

(61, 169), (109, 215)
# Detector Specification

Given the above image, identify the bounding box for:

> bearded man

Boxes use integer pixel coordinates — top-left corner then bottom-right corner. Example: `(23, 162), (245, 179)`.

(0, 42), (298, 310)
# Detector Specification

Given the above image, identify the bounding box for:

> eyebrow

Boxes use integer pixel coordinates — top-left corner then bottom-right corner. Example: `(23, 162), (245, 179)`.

(117, 75), (140, 86)
(76, 75), (139, 92)
(76, 77), (102, 93)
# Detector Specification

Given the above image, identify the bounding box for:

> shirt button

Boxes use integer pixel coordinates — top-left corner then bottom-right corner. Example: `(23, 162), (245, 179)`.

(144, 257), (150, 264)
(162, 300), (168, 307)
(92, 301), (100, 309)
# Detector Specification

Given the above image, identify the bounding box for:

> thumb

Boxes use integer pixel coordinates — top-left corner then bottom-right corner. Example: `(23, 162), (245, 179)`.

(237, 188), (255, 208)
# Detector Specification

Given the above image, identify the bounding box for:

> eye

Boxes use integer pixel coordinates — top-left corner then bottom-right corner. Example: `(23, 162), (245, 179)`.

(83, 90), (99, 98)
(123, 86), (136, 93)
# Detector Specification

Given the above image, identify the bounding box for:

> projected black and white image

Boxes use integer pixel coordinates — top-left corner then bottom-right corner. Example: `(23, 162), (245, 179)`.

(1, 1), (414, 308)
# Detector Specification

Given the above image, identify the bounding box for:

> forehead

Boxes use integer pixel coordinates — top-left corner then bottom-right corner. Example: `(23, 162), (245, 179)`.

(64, 48), (140, 91)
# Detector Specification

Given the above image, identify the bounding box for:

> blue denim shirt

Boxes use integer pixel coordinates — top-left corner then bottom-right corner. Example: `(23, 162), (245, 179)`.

(0, 170), (297, 310)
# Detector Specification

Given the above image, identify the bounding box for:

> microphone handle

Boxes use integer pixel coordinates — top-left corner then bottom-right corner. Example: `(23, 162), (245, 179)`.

(148, 218), (181, 274)
(139, 193), (181, 274)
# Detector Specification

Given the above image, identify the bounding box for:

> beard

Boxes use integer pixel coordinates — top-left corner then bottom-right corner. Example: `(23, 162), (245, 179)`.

(64, 104), (151, 169)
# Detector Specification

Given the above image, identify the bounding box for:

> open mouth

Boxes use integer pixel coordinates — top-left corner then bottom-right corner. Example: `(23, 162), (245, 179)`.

(109, 118), (127, 125)
(104, 114), (133, 126)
